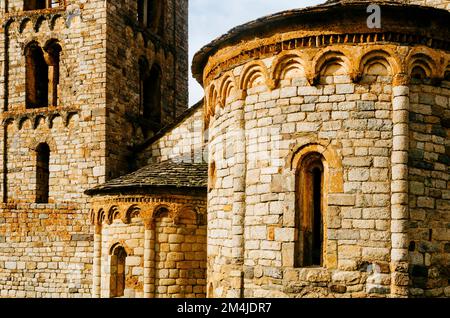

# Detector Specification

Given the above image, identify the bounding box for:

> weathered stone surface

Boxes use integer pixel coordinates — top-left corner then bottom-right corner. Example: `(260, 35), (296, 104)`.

(2, 0), (450, 300)
(328, 194), (356, 206)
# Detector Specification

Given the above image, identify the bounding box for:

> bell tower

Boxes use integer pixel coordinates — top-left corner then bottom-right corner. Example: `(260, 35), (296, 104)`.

(0, 0), (188, 298)
(105, 0), (189, 179)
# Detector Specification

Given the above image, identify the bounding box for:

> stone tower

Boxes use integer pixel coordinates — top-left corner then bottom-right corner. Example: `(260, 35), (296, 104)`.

(193, 0), (450, 298)
(0, 0), (188, 298)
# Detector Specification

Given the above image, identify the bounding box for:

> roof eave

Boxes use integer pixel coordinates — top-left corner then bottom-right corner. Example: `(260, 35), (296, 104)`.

(191, 1), (450, 86)
(85, 184), (208, 197)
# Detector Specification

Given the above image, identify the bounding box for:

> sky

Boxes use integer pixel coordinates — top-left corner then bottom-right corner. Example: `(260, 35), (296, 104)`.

(188, 0), (325, 105)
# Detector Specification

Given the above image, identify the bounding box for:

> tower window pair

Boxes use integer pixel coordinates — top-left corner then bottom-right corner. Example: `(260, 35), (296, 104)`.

(137, 0), (164, 36)
(25, 41), (61, 109)
(24, 0), (62, 10)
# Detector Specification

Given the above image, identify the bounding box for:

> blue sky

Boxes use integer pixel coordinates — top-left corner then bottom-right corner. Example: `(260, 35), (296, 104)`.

(188, 0), (325, 105)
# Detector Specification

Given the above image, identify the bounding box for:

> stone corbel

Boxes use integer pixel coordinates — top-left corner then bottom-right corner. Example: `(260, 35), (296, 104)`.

(266, 78), (276, 90)
(235, 89), (246, 100)
(168, 203), (181, 224)
(143, 218), (155, 231)
(60, 111), (69, 127)
(47, 113), (57, 128)
(172, 216), (180, 225)
(306, 72), (319, 86)
(350, 71), (362, 83)
(393, 73), (410, 86)
(18, 116), (30, 130)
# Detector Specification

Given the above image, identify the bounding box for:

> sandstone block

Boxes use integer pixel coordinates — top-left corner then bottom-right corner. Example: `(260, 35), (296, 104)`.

(328, 194), (356, 206)
(336, 84), (355, 94)
(332, 271), (361, 285)
(126, 256), (141, 266)
(274, 228), (295, 242)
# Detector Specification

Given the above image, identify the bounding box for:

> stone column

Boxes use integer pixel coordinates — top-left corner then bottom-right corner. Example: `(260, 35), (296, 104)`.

(100, 227), (110, 298)
(92, 224), (102, 298)
(390, 81), (410, 297)
(143, 220), (155, 298)
(229, 93), (246, 298)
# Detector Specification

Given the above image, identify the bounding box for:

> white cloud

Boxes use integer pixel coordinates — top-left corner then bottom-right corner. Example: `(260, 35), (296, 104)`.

(188, 0), (325, 105)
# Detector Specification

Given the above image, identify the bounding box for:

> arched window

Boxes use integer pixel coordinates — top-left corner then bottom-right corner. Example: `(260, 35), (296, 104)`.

(139, 58), (163, 137)
(140, 61), (162, 129)
(24, 0), (61, 10)
(296, 153), (324, 267)
(36, 143), (50, 204)
(146, 63), (162, 125)
(25, 43), (48, 109)
(137, 0), (164, 36)
(45, 41), (62, 107)
(110, 244), (127, 298)
(25, 40), (62, 108)
(154, 206), (169, 219)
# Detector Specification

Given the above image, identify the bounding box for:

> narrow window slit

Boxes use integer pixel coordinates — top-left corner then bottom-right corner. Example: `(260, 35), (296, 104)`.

(36, 143), (50, 204)
(296, 153), (324, 267)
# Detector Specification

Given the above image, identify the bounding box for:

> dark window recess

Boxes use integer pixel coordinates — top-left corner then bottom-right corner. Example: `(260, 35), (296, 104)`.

(411, 66), (427, 81)
(139, 58), (163, 136)
(144, 64), (162, 124)
(26, 43), (48, 108)
(25, 40), (62, 109)
(312, 167), (322, 266)
(110, 245), (127, 298)
(137, 0), (164, 36)
(296, 153), (324, 267)
(36, 143), (50, 204)
(24, 0), (61, 10)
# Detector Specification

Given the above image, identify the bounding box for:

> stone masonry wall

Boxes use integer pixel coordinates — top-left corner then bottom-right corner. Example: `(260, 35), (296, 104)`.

(208, 61), (395, 298)
(0, 0), (107, 297)
(204, 41), (449, 298)
(100, 216), (206, 298)
(154, 216), (206, 298)
(93, 196), (207, 298)
(138, 103), (205, 166)
(0, 0), (189, 298)
(0, 203), (92, 298)
(407, 82), (450, 297)
(100, 217), (146, 298)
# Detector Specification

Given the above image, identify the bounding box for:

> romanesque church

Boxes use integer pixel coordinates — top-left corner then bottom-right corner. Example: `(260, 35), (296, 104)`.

(0, 0), (449, 298)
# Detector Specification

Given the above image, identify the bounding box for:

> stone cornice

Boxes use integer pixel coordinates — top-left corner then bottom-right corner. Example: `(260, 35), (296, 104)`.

(203, 32), (450, 87)
(90, 194), (207, 226)
(1, 106), (81, 130)
(192, 2), (450, 86)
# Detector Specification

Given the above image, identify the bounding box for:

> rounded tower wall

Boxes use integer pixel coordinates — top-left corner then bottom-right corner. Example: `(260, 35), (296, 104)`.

(200, 3), (450, 298)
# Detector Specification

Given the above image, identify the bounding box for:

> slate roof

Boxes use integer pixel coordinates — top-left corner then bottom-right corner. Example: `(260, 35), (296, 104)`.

(85, 160), (207, 195)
